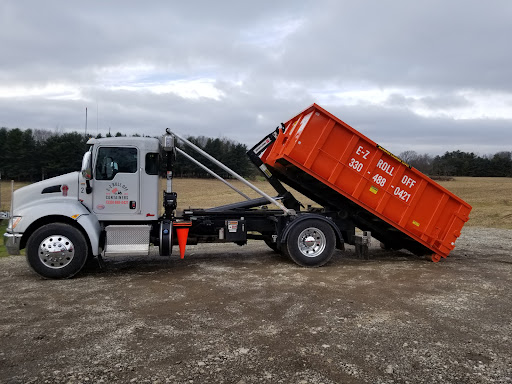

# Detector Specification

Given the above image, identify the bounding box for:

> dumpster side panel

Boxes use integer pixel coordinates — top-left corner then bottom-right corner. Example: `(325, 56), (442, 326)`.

(263, 104), (471, 258)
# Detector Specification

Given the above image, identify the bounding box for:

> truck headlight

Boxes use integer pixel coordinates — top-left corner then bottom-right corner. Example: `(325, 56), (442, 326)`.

(7, 216), (22, 231)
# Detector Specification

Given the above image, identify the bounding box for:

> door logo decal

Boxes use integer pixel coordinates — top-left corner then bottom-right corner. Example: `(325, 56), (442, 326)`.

(105, 182), (129, 205)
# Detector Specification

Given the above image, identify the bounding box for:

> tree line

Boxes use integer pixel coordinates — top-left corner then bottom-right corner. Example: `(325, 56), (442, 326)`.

(0, 128), (89, 181)
(0, 127), (510, 181)
(399, 150), (512, 177)
(0, 127), (257, 181)
(172, 136), (257, 178)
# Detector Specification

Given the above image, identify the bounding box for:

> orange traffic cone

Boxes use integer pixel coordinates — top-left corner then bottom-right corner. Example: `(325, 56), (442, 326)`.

(174, 222), (192, 259)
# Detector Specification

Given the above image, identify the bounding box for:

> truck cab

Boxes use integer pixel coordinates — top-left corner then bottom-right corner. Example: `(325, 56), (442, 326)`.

(80, 137), (161, 221)
(4, 136), (165, 278)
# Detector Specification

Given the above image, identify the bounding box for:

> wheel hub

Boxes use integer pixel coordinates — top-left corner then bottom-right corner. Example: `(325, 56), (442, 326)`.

(39, 235), (75, 269)
(304, 235), (316, 248)
(298, 228), (326, 258)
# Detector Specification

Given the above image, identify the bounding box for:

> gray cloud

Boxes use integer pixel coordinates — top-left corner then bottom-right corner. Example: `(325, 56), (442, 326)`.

(1, 0), (511, 157)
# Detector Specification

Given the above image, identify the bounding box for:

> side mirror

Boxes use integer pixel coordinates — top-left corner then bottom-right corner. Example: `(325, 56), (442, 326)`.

(81, 151), (92, 180)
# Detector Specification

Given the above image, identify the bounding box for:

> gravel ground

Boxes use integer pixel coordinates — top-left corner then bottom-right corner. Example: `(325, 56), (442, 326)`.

(0, 226), (511, 384)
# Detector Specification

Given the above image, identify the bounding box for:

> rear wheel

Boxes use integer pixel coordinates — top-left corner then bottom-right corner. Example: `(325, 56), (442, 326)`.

(284, 219), (335, 267)
(26, 223), (88, 279)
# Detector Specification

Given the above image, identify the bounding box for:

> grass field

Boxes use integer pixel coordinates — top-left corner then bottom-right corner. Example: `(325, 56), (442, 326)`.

(0, 181), (27, 212)
(0, 176), (511, 239)
(438, 177), (512, 229)
(0, 221), (11, 257)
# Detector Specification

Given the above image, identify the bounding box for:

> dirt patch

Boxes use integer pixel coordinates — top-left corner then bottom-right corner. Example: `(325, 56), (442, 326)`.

(0, 227), (511, 383)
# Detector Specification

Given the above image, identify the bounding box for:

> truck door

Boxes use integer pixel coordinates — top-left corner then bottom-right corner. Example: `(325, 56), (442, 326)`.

(92, 146), (140, 215)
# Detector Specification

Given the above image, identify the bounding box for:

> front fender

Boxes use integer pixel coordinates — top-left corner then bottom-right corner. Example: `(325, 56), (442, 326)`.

(76, 214), (101, 256)
(15, 201), (102, 256)
(14, 200), (91, 234)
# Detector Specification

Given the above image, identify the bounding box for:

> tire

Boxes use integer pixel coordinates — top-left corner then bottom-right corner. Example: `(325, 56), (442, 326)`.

(284, 219), (336, 267)
(26, 223), (88, 279)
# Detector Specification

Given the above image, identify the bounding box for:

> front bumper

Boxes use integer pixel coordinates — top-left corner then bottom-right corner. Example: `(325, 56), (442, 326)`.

(3, 232), (22, 255)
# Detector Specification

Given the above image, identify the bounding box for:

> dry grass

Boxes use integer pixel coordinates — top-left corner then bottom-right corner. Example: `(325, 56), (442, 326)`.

(2, 177), (511, 229)
(437, 177), (512, 229)
(170, 178), (318, 212)
(0, 181), (29, 212)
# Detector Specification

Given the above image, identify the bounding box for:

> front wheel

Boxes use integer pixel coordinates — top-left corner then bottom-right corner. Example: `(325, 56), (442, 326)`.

(26, 223), (88, 279)
(284, 219), (336, 267)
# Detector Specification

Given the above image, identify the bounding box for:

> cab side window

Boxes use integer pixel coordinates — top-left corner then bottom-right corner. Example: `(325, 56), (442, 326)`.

(145, 153), (160, 175)
(96, 147), (138, 180)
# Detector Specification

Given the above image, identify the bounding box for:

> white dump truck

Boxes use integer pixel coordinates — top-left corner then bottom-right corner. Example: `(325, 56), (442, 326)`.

(4, 104), (471, 279)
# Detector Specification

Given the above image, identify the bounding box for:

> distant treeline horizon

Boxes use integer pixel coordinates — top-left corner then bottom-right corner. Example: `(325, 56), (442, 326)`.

(0, 127), (511, 182)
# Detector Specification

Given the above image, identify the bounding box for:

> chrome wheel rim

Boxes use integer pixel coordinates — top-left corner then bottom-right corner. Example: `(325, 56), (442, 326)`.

(297, 227), (326, 257)
(38, 235), (75, 269)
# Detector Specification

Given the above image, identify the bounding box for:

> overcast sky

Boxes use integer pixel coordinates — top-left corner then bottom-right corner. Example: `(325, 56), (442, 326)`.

(1, 1), (511, 156)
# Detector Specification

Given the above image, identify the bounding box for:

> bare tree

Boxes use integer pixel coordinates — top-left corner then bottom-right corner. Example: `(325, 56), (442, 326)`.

(399, 150), (418, 164)
(32, 129), (55, 143)
(399, 151), (433, 174)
